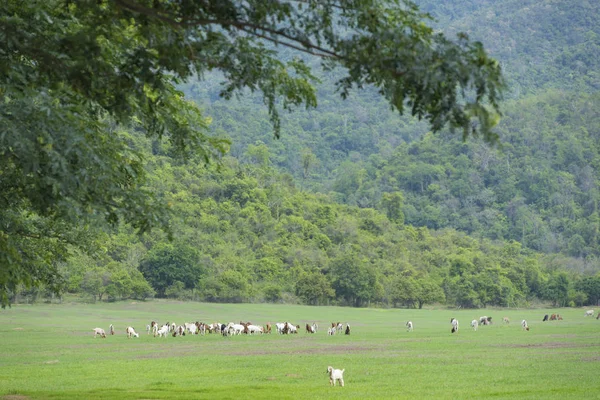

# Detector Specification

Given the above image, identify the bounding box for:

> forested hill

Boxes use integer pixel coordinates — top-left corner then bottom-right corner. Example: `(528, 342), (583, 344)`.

(49, 0), (600, 309)
(181, 0), (600, 261)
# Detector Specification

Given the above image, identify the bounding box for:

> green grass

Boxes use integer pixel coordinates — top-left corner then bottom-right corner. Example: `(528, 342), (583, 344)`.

(1, 301), (598, 399)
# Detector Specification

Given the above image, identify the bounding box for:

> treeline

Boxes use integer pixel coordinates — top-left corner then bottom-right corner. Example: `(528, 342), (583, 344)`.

(16, 134), (588, 309)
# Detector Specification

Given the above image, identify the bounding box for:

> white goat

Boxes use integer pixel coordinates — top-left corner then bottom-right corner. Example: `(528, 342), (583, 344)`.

(93, 328), (106, 338)
(406, 321), (413, 332)
(451, 318), (459, 333)
(228, 323), (245, 335)
(521, 319), (529, 331)
(275, 322), (285, 334)
(109, 324), (115, 335)
(156, 325), (170, 338)
(327, 366), (345, 387)
(146, 324), (151, 335)
(471, 319), (478, 331)
(327, 327), (335, 335)
(126, 326), (139, 338)
(246, 324), (264, 334)
(585, 309), (594, 317)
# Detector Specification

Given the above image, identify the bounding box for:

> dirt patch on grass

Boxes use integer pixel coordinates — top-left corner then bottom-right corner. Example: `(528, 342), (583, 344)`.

(502, 342), (600, 349)
(582, 356), (600, 362)
(2, 395), (30, 400)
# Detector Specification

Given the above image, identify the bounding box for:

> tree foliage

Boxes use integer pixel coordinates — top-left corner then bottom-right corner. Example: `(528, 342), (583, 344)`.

(0, 0), (504, 307)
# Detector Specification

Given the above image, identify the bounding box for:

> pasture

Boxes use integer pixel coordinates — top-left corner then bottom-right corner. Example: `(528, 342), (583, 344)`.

(0, 301), (598, 399)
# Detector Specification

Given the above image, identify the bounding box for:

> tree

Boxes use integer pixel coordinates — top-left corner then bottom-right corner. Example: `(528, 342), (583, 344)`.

(331, 254), (379, 307)
(296, 271), (335, 305)
(0, 0), (503, 306)
(139, 242), (204, 297)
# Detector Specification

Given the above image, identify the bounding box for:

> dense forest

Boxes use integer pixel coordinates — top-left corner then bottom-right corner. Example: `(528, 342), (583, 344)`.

(8, 0), (600, 308)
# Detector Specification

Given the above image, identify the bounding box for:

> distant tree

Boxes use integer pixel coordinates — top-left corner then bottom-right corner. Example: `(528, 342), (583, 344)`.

(296, 271), (335, 305)
(139, 243), (204, 297)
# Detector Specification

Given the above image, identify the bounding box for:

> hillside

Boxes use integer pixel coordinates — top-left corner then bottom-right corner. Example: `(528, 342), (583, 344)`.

(181, 0), (600, 261)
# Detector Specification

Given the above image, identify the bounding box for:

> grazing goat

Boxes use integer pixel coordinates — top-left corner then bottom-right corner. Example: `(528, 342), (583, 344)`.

(93, 328), (106, 338)
(146, 324), (151, 335)
(327, 327), (335, 335)
(451, 318), (459, 333)
(406, 321), (413, 332)
(126, 326), (139, 338)
(275, 323), (286, 334)
(156, 325), (170, 338)
(345, 323), (351, 335)
(246, 324), (264, 334)
(471, 319), (478, 331)
(306, 323), (316, 334)
(542, 314), (549, 322)
(265, 323), (272, 334)
(336, 322), (343, 334)
(521, 320), (529, 331)
(550, 313), (557, 321)
(109, 324), (115, 335)
(479, 316), (492, 325)
(585, 309), (594, 317)
(228, 323), (245, 335)
(172, 325), (186, 337)
(327, 366), (345, 387)
(503, 317), (510, 324)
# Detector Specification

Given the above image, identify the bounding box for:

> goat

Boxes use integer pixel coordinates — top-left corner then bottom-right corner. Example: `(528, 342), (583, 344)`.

(265, 323), (272, 334)
(336, 322), (343, 333)
(521, 319), (529, 331)
(93, 328), (106, 338)
(156, 325), (170, 338)
(306, 323), (315, 333)
(406, 321), (413, 332)
(126, 326), (139, 338)
(451, 318), (459, 333)
(246, 324), (264, 334)
(109, 324), (115, 335)
(146, 324), (151, 335)
(327, 327), (335, 335)
(542, 314), (549, 322)
(275, 323), (286, 334)
(471, 319), (478, 331)
(502, 317), (510, 324)
(345, 323), (351, 335)
(585, 309), (594, 317)
(227, 323), (245, 335)
(550, 313), (558, 321)
(327, 366), (345, 387)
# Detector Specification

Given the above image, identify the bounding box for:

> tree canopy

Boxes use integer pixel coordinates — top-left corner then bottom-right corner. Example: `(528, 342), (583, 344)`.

(0, 0), (503, 306)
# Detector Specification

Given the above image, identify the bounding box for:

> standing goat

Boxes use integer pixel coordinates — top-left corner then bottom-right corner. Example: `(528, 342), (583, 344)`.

(327, 366), (345, 387)
(451, 318), (459, 333)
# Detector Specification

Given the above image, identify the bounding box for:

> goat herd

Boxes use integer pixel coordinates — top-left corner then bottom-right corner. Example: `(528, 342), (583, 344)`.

(92, 320), (351, 339)
(93, 309), (598, 340)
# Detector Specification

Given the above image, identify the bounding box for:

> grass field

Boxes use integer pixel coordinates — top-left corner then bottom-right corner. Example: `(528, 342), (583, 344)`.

(1, 301), (598, 399)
